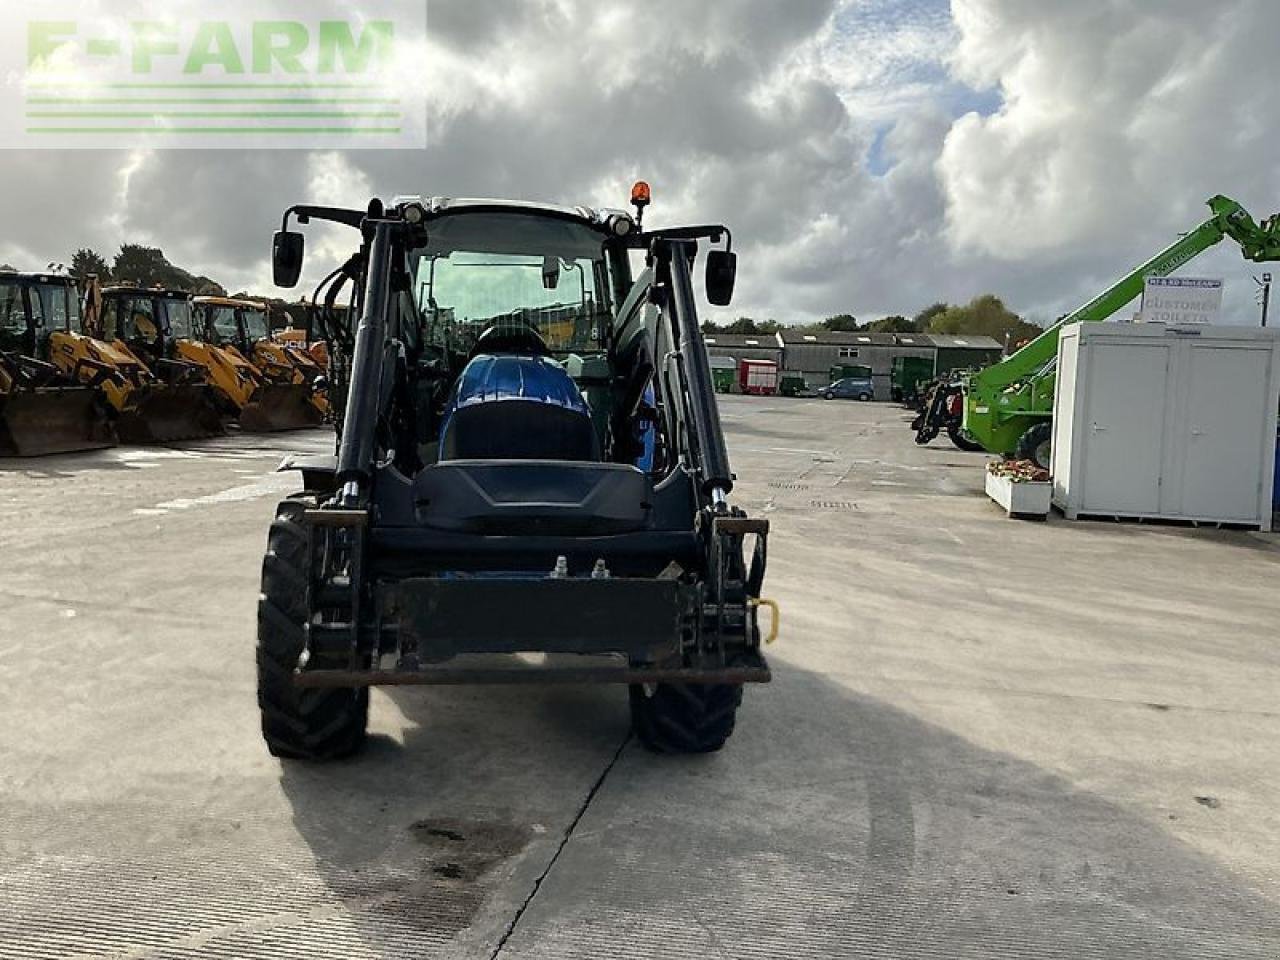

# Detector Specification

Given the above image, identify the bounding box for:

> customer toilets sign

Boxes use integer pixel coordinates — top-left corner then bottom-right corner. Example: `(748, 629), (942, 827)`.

(1139, 277), (1224, 325)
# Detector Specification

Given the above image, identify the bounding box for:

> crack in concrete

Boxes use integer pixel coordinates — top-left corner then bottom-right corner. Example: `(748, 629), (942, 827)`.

(488, 732), (632, 958)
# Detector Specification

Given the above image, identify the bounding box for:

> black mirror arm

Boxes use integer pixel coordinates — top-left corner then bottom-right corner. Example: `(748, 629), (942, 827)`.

(281, 204), (367, 234)
(630, 224), (732, 253)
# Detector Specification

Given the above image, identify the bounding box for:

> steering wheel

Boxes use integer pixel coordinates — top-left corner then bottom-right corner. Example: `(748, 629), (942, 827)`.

(470, 318), (550, 358)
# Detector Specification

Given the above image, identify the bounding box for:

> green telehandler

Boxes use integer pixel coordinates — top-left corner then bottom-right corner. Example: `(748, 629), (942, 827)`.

(914, 195), (1280, 466)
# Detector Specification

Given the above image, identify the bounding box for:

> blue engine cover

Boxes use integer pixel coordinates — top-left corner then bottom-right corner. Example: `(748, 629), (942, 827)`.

(440, 354), (598, 461)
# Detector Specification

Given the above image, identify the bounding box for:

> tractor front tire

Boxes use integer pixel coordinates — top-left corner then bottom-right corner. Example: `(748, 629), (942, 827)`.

(257, 500), (368, 761)
(947, 425), (986, 452)
(1015, 422), (1053, 471)
(629, 682), (743, 754)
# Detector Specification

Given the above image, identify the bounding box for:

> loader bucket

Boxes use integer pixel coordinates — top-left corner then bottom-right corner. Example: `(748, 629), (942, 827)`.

(0, 388), (114, 457)
(237, 383), (324, 432)
(115, 385), (227, 444)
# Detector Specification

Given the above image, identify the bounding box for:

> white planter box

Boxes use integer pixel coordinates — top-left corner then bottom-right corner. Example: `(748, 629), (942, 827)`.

(986, 470), (1051, 519)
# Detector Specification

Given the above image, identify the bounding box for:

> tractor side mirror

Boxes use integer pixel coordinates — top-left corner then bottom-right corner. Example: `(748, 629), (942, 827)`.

(705, 249), (737, 306)
(541, 255), (561, 291)
(273, 231), (305, 288)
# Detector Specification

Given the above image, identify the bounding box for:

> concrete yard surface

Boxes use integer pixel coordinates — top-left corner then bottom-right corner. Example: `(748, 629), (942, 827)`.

(1, 398), (1277, 958)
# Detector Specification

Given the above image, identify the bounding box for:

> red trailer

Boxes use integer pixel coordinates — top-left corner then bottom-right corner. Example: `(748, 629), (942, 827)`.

(738, 359), (779, 396)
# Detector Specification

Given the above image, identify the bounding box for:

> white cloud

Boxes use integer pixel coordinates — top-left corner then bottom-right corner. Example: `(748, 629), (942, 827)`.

(939, 0), (1280, 321)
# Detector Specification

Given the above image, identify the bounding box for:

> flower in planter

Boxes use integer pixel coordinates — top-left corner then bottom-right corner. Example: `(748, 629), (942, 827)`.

(987, 459), (1049, 483)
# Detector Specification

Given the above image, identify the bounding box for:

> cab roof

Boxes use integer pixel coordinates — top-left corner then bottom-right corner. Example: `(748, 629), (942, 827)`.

(395, 196), (634, 231)
(1, 271), (75, 284)
(194, 296), (266, 309)
(103, 285), (191, 299)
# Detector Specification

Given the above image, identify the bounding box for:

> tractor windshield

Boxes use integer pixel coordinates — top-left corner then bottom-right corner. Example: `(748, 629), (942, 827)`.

(241, 307), (269, 342)
(164, 299), (194, 339)
(207, 306), (239, 345)
(32, 280), (75, 332)
(0, 278), (26, 349)
(117, 297), (159, 343)
(411, 212), (612, 355)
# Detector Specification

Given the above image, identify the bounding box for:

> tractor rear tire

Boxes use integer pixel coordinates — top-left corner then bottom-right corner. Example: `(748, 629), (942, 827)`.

(257, 499), (368, 761)
(1014, 422), (1053, 471)
(629, 682), (743, 754)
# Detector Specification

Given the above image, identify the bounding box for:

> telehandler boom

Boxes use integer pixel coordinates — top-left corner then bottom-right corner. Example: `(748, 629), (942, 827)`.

(916, 195), (1280, 466)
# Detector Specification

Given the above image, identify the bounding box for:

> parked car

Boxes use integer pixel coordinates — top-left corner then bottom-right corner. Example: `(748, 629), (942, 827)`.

(819, 376), (874, 401)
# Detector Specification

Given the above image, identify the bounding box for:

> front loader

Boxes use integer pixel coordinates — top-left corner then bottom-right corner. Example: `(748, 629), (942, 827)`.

(194, 296), (325, 430)
(255, 188), (776, 761)
(0, 273), (112, 456)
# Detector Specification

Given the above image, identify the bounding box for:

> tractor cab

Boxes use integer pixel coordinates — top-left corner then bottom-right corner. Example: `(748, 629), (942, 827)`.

(99, 286), (200, 372)
(409, 206), (629, 466)
(0, 272), (80, 356)
(196, 297), (290, 375)
(0, 274), (41, 356)
(195, 297), (263, 356)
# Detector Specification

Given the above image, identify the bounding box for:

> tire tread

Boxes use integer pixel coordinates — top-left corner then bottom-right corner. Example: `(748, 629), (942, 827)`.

(256, 500), (368, 761)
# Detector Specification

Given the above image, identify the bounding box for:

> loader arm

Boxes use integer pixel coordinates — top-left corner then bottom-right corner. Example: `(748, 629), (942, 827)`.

(962, 194), (1280, 456)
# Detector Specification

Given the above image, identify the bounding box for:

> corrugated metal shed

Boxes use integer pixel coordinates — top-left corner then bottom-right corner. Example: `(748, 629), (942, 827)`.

(923, 334), (1003, 350)
(703, 332), (784, 366)
(776, 330), (897, 347)
(777, 330), (928, 397)
(924, 334), (1004, 375)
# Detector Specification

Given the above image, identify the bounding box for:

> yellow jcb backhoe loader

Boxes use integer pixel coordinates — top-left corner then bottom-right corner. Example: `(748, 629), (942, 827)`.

(0, 272), (114, 456)
(51, 276), (224, 443)
(274, 303), (336, 395)
(255, 301), (331, 419)
(194, 296), (324, 429)
(96, 285), (225, 439)
(106, 286), (312, 433)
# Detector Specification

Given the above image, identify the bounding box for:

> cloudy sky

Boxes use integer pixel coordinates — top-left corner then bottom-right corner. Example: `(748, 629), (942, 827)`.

(2, 0), (1278, 326)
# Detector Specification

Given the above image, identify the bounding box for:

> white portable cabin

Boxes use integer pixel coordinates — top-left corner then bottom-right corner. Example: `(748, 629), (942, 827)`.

(1051, 323), (1280, 529)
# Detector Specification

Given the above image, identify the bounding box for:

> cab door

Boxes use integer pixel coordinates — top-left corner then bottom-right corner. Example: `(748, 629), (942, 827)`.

(0, 281), (33, 355)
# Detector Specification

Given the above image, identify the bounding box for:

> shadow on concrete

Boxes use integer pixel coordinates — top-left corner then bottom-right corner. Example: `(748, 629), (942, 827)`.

(0, 428), (330, 477)
(275, 665), (1280, 959)
(1044, 511), (1280, 557)
(0, 451), (140, 476)
(272, 682), (627, 958)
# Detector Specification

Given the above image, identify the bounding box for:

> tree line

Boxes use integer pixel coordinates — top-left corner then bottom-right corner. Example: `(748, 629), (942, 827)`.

(704, 295), (1044, 346)
(66, 246), (226, 296)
